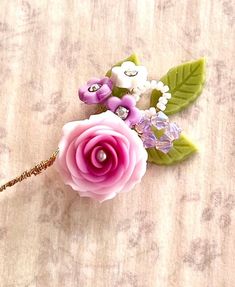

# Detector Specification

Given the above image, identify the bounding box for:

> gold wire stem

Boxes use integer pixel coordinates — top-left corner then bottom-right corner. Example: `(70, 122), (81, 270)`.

(0, 149), (59, 192)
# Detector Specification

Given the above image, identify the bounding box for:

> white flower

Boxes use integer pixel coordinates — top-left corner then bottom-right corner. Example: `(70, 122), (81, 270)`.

(111, 61), (148, 90)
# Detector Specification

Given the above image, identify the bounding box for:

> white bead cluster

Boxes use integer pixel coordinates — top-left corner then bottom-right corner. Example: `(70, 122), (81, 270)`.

(132, 80), (171, 111)
(154, 81), (171, 111)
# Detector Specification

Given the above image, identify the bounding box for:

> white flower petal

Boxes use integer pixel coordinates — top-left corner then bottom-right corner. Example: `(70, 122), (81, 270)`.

(111, 66), (122, 74)
(111, 62), (148, 90)
(121, 61), (136, 69)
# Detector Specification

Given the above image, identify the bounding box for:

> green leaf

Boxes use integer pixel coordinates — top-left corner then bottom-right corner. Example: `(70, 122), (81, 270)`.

(147, 133), (198, 165)
(150, 58), (206, 115)
(106, 53), (140, 98)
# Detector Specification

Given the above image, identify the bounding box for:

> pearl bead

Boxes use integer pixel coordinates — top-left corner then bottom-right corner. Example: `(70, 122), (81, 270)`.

(96, 150), (107, 162)
(133, 93), (141, 101)
(156, 81), (164, 90)
(163, 92), (171, 99)
(161, 85), (169, 93)
(150, 80), (157, 89)
(143, 80), (151, 89)
(159, 96), (168, 105)
(157, 102), (166, 111)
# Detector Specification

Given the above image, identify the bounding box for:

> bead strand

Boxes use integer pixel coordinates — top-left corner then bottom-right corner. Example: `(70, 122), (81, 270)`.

(132, 80), (171, 111)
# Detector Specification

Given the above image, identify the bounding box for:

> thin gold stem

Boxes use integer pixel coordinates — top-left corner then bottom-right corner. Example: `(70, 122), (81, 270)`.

(0, 149), (59, 192)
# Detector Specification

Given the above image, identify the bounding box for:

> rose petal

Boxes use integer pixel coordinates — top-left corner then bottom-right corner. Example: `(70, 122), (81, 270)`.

(56, 111), (147, 201)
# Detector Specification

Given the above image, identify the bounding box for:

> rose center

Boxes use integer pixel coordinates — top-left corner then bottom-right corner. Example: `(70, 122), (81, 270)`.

(96, 149), (107, 162)
(124, 70), (138, 77)
(115, 106), (129, 120)
(88, 83), (102, 92)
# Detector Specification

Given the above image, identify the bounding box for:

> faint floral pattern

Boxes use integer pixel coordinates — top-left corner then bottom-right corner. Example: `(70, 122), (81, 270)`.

(183, 238), (221, 271)
(0, 2), (42, 73)
(16, 1), (41, 24)
(210, 191), (223, 207)
(0, 127), (7, 139)
(207, 60), (235, 105)
(0, 227), (7, 240)
(53, 38), (81, 70)
(115, 211), (159, 264)
(201, 190), (234, 230)
(157, 0), (175, 10)
(114, 271), (146, 287)
(219, 214), (231, 229)
(221, 0), (235, 26)
(38, 186), (64, 226)
(117, 210), (155, 248)
(31, 91), (69, 125)
(0, 127), (10, 159)
(201, 207), (214, 222)
(183, 27), (201, 42)
(180, 192), (200, 202)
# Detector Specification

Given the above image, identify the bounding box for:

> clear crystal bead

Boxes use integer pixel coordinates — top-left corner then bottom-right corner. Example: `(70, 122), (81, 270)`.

(155, 135), (173, 154)
(165, 122), (182, 140)
(135, 116), (151, 134)
(115, 106), (129, 120)
(124, 70), (138, 77)
(141, 131), (157, 148)
(151, 111), (169, 130)
(88, 83), (101, 92)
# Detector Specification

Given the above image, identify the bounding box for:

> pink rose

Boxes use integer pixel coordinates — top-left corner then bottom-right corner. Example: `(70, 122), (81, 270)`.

(56, 111), (147, 202)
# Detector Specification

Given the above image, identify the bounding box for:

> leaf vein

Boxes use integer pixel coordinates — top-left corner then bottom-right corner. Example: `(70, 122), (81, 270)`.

(171, 63), (202, 93)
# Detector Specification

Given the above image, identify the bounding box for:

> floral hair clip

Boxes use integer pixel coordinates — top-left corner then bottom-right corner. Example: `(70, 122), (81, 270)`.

(0, 54), (206, 202)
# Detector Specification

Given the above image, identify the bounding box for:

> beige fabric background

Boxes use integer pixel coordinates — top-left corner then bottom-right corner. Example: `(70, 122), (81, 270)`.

(0, 0), (234, 286)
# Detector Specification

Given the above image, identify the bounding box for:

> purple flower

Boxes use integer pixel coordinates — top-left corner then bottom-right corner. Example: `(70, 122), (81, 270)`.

(78, 77), (113, 104)
(106, 95), (141, 127)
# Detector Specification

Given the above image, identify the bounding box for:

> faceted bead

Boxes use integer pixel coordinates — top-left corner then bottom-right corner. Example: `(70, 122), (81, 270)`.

(151, 111), (169, 130)
(141, 131), (157, 148)
(115, 106), (129, 120)
(165, 122), (182, 140)
(155, 135), (173, 154)
(135, 116), (151, 134)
